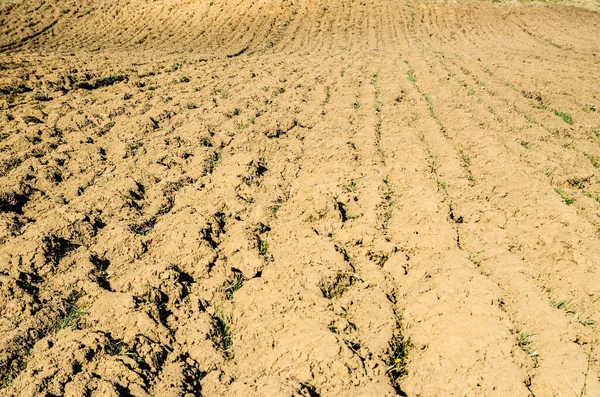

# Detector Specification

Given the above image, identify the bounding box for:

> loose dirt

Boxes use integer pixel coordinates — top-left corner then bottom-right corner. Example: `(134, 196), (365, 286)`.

(1, 0), (600, 396)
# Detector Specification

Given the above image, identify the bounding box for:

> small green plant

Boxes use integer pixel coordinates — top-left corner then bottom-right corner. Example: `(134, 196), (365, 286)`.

(515, 329), (539, 368)
(555, 188), (575, 205)
(238, 194), (254, 204)
(270, 197), (285, 216)
(106, 340), (144, 362)
(223, 270), (244, 299)
(319, 272), (355, 299)
(424, 94), (434, 109)
(204, 151), (221, 175)
(593, 129), (600, 138)
(383, 176), (394, 203)
(0, 367), (20, 390)
(167, 63), (181, 72)
(516, 330), (534, 349)
(458, 149), (474, 185)
(584, 191), (600, 203)
(353, 101), (360, 109)
(7, 159), (21, 170)
(210, 311), (234, 359)
(236, 120), (250, 130)
(407, 70), (416, 84)
(520, 141), (531, 149)
(459, 149), (471, 167)
(59, 300), (86, 330)
(257, 236), (268, 256)
(554, 110), (573, 125)
(345, 179), (357, 192)
(387, 333), (411, 382)
(148, 86), (156, 91)
(467, 87), (475, 96)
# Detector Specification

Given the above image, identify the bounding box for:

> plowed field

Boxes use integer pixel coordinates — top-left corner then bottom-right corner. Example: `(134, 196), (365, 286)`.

(1, 1), (600, 396)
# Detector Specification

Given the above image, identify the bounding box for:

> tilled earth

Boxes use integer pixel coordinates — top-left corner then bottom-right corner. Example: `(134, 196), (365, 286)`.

(1, 0), (600, 396)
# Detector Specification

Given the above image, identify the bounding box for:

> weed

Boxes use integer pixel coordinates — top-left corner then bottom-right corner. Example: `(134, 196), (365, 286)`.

(387, 333), (411, 382)
(516, 330), (535, 349)
(59, 295), (86, 330)
(148, 86), (156, 91)
(584, 191), (600, 203)
(383, 176), (394, 202)
(554, 110), (573, 125)
(236, 120), (250, 130)
(7, 159), (21, 170)
(270, 196), (286, 216)
(459, 149), (471, 167)
(515, 329), (539, 368)
(223, 270), (244, 299)
(424, 94), (435, 115)
(593, 129), (600, 138)
(210, 311), (234, 359)
(458, 149), (475, 185)
(257, 236), (268, 257)
(167, 63), (181, 72)
(468, 87), (475, 96)
(407, 70), (416, 84)
(0, 362), (26, 390)
(520, 141), (531, 149)
(319, 272), (355, 299)
(106, 340), (144, 362)
(345, 179), (357, 193)
(353, 101), (360, 109)
(555, 188), (575, 205)
(374, 101), (382, 113)
(204, 151), (221, 175)
(325, 86), (331, 103)
(238, 194), (254, 204)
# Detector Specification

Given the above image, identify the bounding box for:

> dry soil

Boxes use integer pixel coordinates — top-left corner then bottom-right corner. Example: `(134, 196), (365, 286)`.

(1, 0), (600, 396)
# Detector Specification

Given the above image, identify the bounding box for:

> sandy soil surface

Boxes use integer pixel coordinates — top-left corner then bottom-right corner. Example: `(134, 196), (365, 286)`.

(1, 0), (600, 396)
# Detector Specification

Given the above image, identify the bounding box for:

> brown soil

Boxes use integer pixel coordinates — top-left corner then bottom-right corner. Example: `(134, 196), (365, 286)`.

(1, 0), (600, 396)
